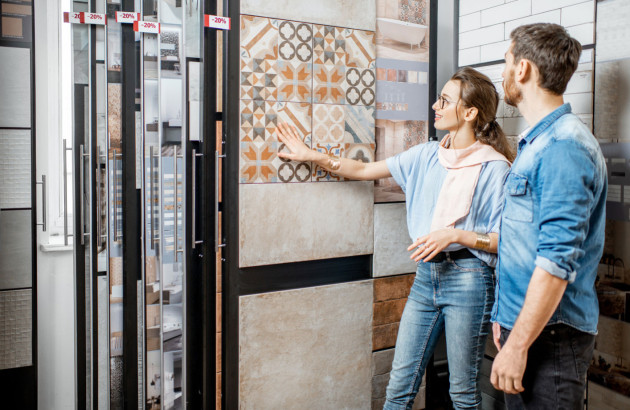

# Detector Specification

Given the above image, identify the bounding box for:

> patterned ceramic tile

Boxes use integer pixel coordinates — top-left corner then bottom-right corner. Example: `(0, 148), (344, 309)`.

(313, 64), (345, 104)
(240, 58), (278, 100)
(312, 142), (345, 181)
(344, 105), (375, 143)
(240, 101), (312, 183)
(344, 143), (375, 163)
(312, 104), (346, 144)
(345, 67), (375, 106)
(277, 60), (312, 102)
(344, 29), (376, 69)
(278, 20), (313, 62)
(313, 25), (346, 66)
(240, 15), (279, 61)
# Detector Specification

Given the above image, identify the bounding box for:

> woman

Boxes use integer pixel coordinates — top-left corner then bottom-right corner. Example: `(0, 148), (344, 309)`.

(277, 67), (514, 409)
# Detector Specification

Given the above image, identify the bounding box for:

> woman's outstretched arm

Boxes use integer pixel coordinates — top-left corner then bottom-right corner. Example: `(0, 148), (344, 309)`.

(277, 122), (392, 181)
(408, 230), (499, 262)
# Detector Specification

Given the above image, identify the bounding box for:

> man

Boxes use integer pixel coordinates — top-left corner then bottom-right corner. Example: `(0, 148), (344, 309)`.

(490, 23), (607, 408)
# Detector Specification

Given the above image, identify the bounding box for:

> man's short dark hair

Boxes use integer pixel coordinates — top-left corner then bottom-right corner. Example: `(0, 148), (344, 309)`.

(510, 23), (582, 95)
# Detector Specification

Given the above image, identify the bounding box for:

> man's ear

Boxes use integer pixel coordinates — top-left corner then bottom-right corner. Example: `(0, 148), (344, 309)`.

(516, 58), (532, 83)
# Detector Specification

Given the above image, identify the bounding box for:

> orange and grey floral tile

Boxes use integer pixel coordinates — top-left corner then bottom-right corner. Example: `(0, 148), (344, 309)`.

(345, 67), (375, 106)
(240, 140), (311, 183)
(278, 20), (313, 63)
(344, 28), (375, 69)
(240, 15), (279, 61)
(313, 64), (345, 104)
(277, 60), (312, 102)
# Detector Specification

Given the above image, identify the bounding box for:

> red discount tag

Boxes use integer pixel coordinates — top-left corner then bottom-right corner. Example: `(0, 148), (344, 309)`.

(115, 11), (141, 24)
(63, 12), (84, 24)
(133, 20), (161, 34)
(204, 14), (231, 30)
(83, 13), (107, 25)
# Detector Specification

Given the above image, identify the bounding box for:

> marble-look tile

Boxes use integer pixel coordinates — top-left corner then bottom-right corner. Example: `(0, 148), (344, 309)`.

(239, 280), (373, 408)
(0, 47), (31, 128)
(241, 0), (376, 31)
(0, 129), (31, 209)
(239, 181), (374, 266)
(373, 203), (417, 277)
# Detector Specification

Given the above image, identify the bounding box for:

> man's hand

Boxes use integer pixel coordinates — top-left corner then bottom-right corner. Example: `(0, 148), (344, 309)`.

(490, 341), (527, 394)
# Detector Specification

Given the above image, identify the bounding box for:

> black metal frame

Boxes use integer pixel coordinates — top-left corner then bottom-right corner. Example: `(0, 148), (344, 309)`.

(0, 2), (37, 407)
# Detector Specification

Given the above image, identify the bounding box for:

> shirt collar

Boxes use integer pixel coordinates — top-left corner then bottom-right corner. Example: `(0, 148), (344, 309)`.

(520, 103), (572, 146)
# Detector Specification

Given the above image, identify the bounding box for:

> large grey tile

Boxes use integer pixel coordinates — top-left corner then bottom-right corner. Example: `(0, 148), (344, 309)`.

(241, 0), (376, 31)
(239, 181), (374, 267)
(0, 289), (32, 370)
(0, 129), (31, 209)
(239, 280), (373, 409)
(596, 0), (630, 62)
(0, 47), (31, 128)
(0, 210), (32, 290)
(373, 203), (417, 277)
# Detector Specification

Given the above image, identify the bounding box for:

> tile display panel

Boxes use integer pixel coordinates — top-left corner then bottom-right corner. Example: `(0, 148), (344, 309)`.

(239, 181), (374, 267)
(239, 280), (373, 409)
(374, 0), (431, 202)
(0, 210), (32, 290)
(239, 15), (376, 184)
(0, 0), (32, 43)
(0, 46), (31, 128)
(240, 0), (376, 31)
(0, 129), (31, 209)
(373, 203), (417, 277)
(0, 289), (32, 370)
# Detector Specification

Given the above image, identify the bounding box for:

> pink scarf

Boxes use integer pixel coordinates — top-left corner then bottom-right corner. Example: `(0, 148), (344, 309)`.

(430, 136), (510, 232)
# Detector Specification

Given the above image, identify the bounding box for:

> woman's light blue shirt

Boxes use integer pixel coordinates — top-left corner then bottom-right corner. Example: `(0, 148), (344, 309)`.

(386, 141), (510, 267)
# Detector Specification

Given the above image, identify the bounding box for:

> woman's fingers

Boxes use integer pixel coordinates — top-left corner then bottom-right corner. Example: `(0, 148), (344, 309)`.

(422, 248), (441, 262)
(408, 235), (427, 251)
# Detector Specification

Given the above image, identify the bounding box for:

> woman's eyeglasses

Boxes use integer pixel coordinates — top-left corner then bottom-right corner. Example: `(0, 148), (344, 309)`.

(435, 94), (459, 110)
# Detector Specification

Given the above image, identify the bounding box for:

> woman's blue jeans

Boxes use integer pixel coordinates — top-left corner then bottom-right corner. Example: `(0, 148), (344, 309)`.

(384, 257), (495, 410)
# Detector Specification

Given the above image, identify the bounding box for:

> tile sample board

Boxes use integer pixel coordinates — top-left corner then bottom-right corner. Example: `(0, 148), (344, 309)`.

(0, 129), (31, 209)
(239, 280), (373, 409)
(373, 203), (417, 277)
(241, 0), (376, 31)
(0, 46), (31, 128)
(239, 181), (374, 267)
(0, 210), (32, 290)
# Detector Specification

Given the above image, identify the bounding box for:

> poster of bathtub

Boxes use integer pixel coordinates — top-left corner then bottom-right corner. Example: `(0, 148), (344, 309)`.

(374, 0), (431, 202)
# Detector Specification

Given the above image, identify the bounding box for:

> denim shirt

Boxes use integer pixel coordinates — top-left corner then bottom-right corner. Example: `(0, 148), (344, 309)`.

(492, 104), (607, 334)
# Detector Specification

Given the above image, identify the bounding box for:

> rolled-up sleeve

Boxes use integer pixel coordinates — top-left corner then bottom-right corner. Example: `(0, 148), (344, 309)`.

(536, 139), (596, 283)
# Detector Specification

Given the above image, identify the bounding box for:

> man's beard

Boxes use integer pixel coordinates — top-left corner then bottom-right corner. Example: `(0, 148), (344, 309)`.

(503, 68), (522, 107)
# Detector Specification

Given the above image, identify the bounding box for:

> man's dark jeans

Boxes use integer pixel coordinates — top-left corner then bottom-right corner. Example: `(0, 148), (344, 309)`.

(500, 324), (595, 409)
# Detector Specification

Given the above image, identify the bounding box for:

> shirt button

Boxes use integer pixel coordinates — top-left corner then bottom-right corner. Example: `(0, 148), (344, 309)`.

(550, 330), (555, 335)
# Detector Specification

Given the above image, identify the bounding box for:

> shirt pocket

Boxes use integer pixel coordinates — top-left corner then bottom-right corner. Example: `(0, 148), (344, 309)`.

(503, 173), (533, 222)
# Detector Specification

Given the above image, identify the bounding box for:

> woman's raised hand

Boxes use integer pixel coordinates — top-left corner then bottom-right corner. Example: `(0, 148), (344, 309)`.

(277, 122), (314, 162)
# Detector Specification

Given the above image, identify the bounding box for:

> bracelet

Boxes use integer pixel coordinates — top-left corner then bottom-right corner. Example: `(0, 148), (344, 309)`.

(475, 233), (491, 251)
(325, 153), (341, 171)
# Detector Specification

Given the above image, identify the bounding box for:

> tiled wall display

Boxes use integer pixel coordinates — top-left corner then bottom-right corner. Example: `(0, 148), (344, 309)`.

(239, 15), (376, 184)
(0, 129), (31, 209)
(241, 0), (376, 32)
(0, 289), (32, 370)
(373, 203), (417, 277)
(372, 349), (425, 409)
(458, 0), (595, 66)
(239, 181), (374, 267)
(239, 281), (373, 409)
(474, 49), (594, 144)
(374, 0), (430, 202)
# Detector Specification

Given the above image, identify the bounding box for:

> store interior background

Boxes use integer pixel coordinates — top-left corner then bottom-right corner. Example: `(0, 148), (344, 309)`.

(0, 0), (628, 409)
